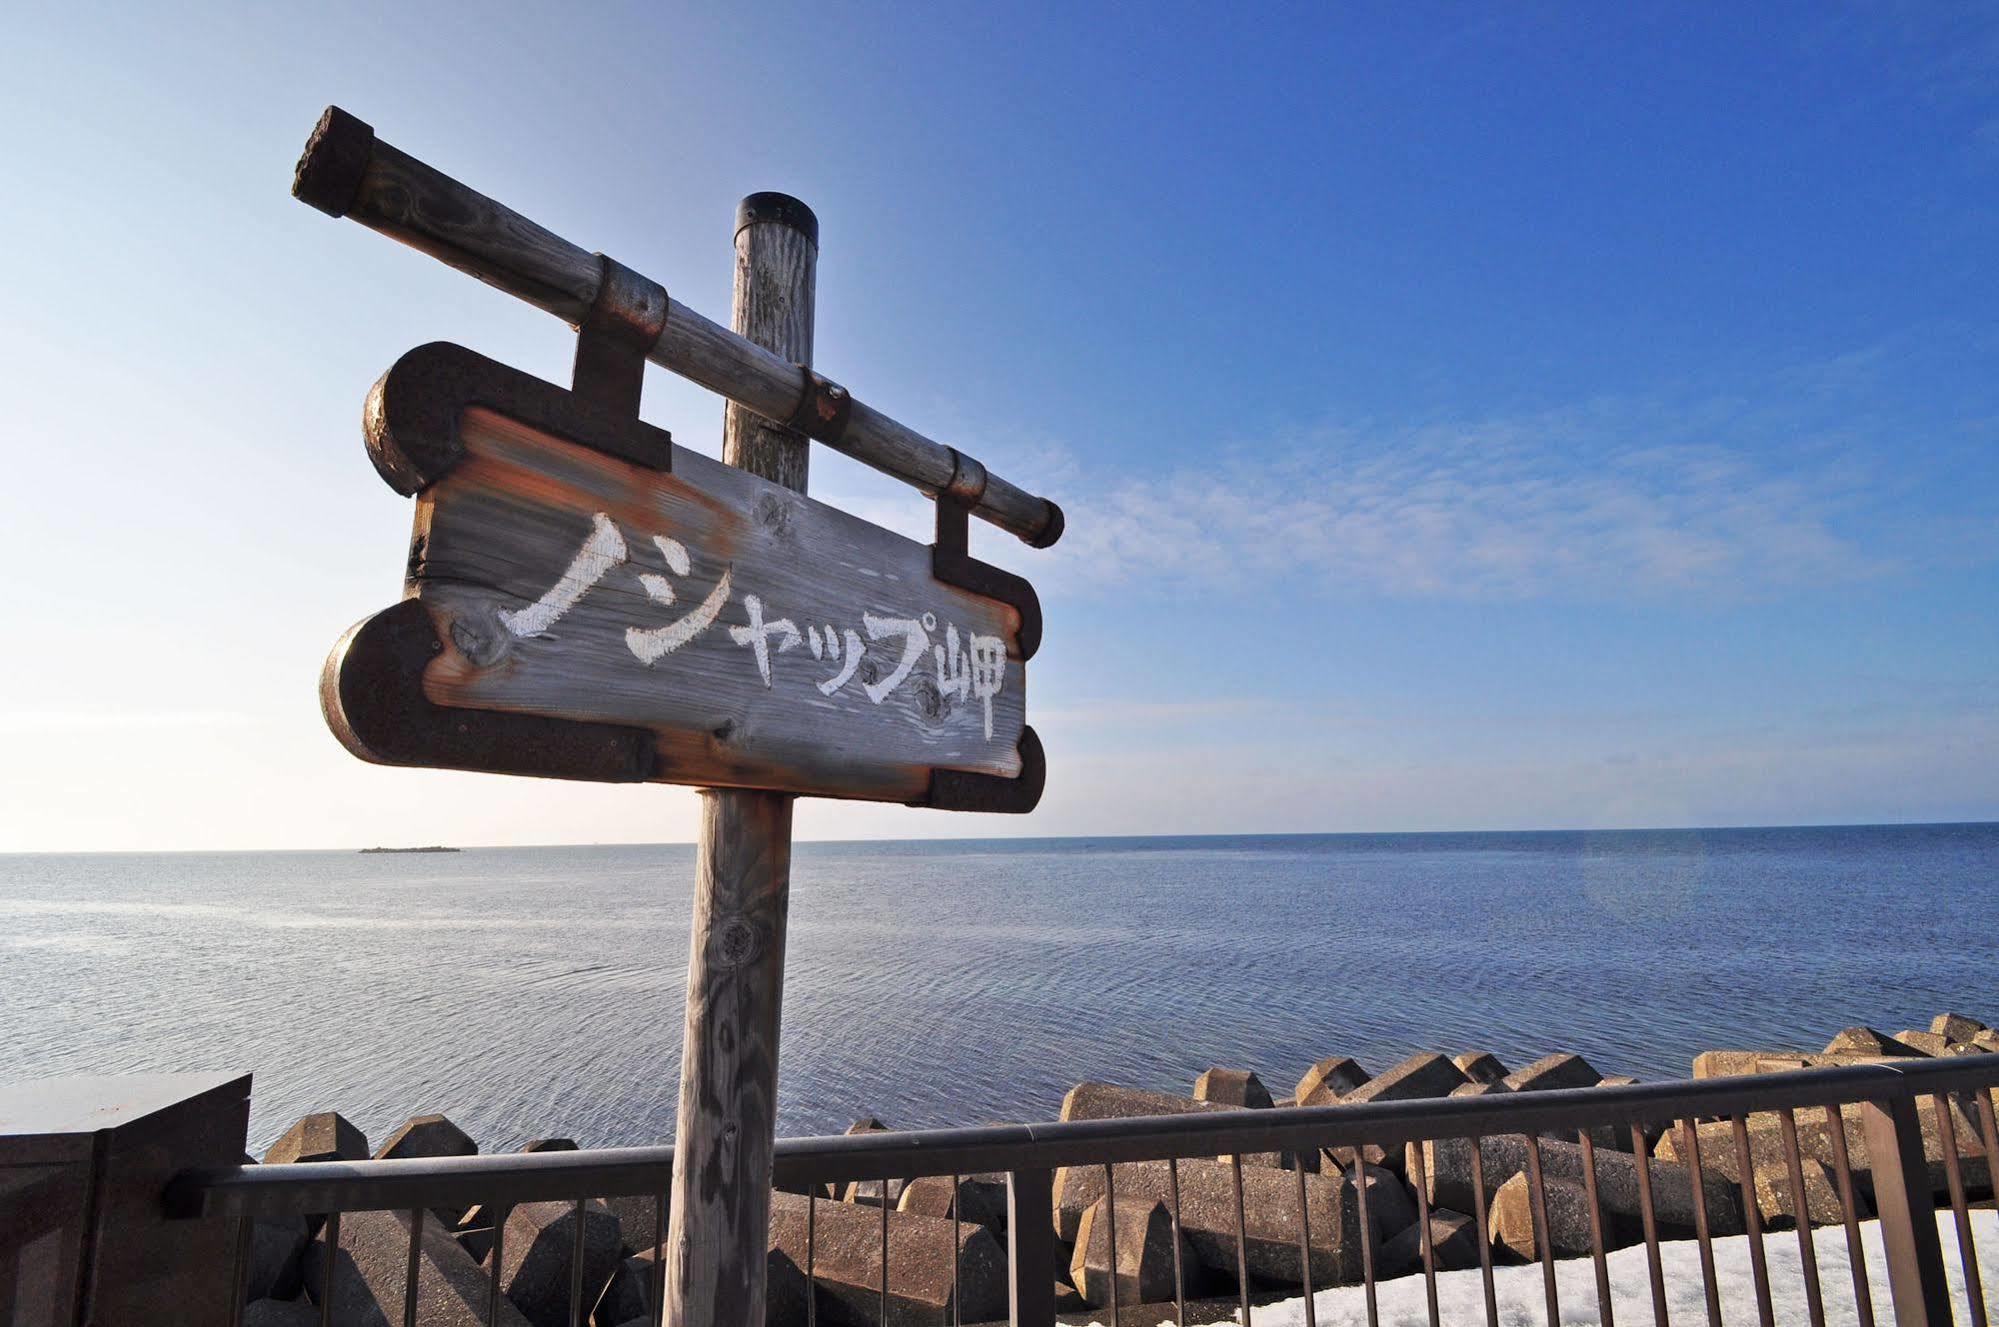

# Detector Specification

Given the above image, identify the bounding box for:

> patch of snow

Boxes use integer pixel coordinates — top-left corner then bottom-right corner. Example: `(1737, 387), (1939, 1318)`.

(1091, 1208), (1997, 1327)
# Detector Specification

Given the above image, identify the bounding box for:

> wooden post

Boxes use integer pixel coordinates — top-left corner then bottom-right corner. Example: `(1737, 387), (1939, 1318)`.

(663, 193), (817, 1327)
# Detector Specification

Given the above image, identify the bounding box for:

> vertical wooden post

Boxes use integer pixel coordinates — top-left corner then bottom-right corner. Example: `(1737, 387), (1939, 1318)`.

(663, 193), (817, 1327)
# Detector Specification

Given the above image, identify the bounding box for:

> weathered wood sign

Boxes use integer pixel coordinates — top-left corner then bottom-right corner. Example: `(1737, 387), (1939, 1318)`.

(323, 342), (1043, 809)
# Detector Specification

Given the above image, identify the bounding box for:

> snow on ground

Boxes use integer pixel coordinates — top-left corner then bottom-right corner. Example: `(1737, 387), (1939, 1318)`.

(1098, 1209), (1998, 1327)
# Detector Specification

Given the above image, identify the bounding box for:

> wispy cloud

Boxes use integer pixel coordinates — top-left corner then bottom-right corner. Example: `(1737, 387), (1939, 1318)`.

(1045, 418), (1885, 600)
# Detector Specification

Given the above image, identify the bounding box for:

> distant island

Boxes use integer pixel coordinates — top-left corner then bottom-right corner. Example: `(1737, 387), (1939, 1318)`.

(358, 845), (460, 854)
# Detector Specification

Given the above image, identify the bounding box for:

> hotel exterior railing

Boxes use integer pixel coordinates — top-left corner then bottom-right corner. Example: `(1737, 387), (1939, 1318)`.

(163, 1055), (1999, 1327)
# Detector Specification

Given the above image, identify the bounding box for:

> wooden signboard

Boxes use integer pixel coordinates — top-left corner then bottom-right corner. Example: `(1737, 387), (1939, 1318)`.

(322, 342), (1043, 810)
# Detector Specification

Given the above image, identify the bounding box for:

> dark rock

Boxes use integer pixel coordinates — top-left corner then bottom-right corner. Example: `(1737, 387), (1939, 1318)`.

(375, 1113), (478, 1161)
(606, 1192), (668, 1256)
(1500, 1053), (1601, 1093)
(1071, 1196), (1195, 1307)
(305, 1209), (532, 1327)
(1752, 1156), (1854, 1229)
(1325, 1054), (1467, 1170)
(767, 1189), (1006, 1327)
(1416, 1134), (1744, 1241)
(1932, 1013), (1989, 1043)
(1342, 1053), (1468, 1105)
(243, 1299), (320, 1327)
(1353, 1162), (1416, 1243)
(1824, 1027), (1921, 1057)
(1062, 1083), (1231, 1123)
(374, 1114), (478, 1223)
(838, 1118), (905, 1207)
(896, 1172), (1008, 1235)
(1377, 1208), (1480, 1277)
(592, 1255), (649, 1327)
(265, 1112), (369, 1165)
(1294, 1056), (1369, 1106)
(1452, 1053), (1509, 1086)
(1893, 1029), (1953, 1056)
(522, 1137), (578, 1152)
(1051, 1157), (1366, 1290)
(1052, 1085), (1235, 1239)
(1194, 1068), (1274, 1110)
(497, 1200), (622, 1327)
(246, 1215), (310, 1301)
(1489, 1173), (1607, 1260)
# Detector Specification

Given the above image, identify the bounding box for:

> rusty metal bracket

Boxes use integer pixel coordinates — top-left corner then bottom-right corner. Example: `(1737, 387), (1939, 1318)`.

(365, 342), (672, 495)
(321, 599), (657, 783)
(571, 254), (667, 418)
(785, 365), (853, 443)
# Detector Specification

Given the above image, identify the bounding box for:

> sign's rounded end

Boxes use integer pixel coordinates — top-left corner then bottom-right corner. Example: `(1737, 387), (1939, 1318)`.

(294, 105), (374, 218)
(736, 192), (819, 246)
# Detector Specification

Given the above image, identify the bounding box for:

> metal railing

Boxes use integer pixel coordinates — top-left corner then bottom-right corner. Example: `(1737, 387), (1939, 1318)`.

(168, 1055), (1999, 1327)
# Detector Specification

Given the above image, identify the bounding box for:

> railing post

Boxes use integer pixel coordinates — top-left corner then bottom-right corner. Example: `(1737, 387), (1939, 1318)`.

(0, 1072), (249, 1326)
(1861, 1093), (1953, 1327)
(1005, 1168), (1056, 1327)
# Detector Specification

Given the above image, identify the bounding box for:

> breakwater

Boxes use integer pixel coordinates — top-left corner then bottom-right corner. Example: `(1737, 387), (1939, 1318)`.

(228, 1010), (1997, 1326)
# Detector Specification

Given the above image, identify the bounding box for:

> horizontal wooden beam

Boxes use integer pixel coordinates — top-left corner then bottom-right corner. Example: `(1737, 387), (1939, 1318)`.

(292, 106), (1064, 548)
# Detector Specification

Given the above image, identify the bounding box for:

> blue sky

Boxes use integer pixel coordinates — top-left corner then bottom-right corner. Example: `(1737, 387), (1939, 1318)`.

(1, 2), (1993, 849)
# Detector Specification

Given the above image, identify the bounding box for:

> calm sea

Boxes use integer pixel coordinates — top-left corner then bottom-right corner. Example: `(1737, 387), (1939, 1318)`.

(1, 825), (1994, 1153)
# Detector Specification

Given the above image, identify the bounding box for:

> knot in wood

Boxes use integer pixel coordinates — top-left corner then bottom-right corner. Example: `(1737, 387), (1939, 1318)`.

(713, 915), (762, 969)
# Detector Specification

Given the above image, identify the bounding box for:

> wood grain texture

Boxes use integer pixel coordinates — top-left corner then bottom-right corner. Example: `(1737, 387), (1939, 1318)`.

(665, 204), (813, 1327)
(666, 789), (793, 1327)
(315, 115), (1061, 545)
(722, 219), (815, 490)
(409, 408), (1026, 802)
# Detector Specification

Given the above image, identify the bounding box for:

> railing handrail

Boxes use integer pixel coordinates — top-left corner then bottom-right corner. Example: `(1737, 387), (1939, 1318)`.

(168, 1054), (1998, 1221)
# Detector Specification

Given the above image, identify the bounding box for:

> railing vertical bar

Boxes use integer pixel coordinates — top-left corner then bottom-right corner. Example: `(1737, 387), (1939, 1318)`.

(1679, 1118), (1723, 1327)
(806, 1189), (818, 1327)
(1730, 1115), (1776, 1327)
(404, 1207), (425, 1327)
(487, 1205), (506, 1327)
(1231, 1154), (1253, 1327)
(1351, 1154), (1377, 1327)
(950, 1173), (962, 1327)
(227, 1207), (252, 1327)
(1168, 1158), (1187, 1327)
(652, 1193), (667, 1327)
(1628, 1124), (1669, 1327)
(568, 1198), (586, 1327)
(1104, 1163), (1123, 1327)
(322, 1210), (342, 1327)
(1292, 1157), (1318, 1327)
(1468, 1139), (1498, 1327)
(880, 1180), (891, 1327)
(1980, 1090), (1999, 1324)
(1408, 1137), (1439, 1327)
(1521, 1134), (1560, 1327)
(1777, 1108), (1828, 1327)
(1823, 1105), (1876, 1327)
(1933, 1093), (1988, 1327)
(1577, 1130), (1615, 1327)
